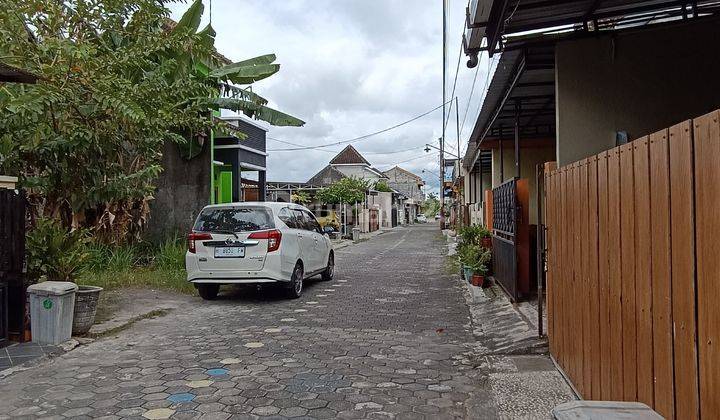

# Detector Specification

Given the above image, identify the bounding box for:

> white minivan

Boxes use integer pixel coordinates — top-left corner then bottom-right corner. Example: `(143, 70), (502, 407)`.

(186, 202), (334, 300)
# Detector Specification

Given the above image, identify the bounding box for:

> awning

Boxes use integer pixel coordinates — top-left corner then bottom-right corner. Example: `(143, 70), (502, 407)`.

(465, 0), (720, 58)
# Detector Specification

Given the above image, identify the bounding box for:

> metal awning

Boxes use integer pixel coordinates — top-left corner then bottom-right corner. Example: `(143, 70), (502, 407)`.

(465, 0), (720, 58)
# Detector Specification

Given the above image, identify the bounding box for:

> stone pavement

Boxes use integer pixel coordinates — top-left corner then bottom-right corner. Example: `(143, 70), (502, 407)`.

(0, 224), (573, 419)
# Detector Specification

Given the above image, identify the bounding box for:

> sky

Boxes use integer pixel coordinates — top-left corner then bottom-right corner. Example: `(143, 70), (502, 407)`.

(169, 0), (493, 195)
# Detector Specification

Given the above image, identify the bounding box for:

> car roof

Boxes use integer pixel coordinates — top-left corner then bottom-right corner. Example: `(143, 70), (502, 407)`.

(201, 202), (308, 211)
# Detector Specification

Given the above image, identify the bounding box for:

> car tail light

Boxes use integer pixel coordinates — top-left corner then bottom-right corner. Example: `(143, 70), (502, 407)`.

(187, 232), (212, 253)
(248, 229), (282, 252)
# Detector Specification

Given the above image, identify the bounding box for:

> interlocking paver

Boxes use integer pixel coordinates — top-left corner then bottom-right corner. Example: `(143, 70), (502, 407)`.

(0, 225), (575, 419)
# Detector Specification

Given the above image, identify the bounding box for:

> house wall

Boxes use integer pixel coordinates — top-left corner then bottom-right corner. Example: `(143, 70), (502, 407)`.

(147, 140), (210, 241)
(464, 168), (492, 205)
(367, 192), (393, 228)
(384, 168), (424, 202)
(333, 165), (382, 182)
(491, 144), (555, 225)
(556, 17), (720, 166)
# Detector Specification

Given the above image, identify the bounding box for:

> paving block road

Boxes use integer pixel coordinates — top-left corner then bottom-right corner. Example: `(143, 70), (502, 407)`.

(0, 224), (573, 419)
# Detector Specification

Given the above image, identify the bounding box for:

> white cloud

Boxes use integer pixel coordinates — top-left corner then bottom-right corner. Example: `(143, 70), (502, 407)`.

(168, 0), (492, 195)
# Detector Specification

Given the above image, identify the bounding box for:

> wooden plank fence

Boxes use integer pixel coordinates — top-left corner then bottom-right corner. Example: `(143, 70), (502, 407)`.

(544, 109), (720, 419)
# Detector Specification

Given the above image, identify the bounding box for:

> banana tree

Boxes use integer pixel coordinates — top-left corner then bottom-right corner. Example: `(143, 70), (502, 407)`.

(172, 0), (304, 128)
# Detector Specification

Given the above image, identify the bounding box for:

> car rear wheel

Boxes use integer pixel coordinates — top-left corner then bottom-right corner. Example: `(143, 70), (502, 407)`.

(287, 263), (303, 299)
(321, 253), (334, 281)
(197, 284), (219, 300)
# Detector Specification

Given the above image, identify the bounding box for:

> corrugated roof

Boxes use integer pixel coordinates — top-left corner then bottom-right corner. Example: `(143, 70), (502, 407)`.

(466, 0), (720, 56)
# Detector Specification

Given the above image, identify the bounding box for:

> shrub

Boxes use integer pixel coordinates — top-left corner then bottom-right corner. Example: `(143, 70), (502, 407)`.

(458, 243), (492, 275)
(457, 225), (490, 248)
(26, 218), (89, 282)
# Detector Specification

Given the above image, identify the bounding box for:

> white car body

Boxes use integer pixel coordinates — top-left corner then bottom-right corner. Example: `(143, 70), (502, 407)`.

(416, 214), (427, 223)
(185, 202), (334, 297)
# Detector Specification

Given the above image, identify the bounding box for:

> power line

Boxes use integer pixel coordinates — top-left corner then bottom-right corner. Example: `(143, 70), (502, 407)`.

(267, 101), (452, 152)
(379, 153), (434, 168)
(458, 64), (480, 143)
(267, 138), (432, 157)
(459, 52), (498, 156)
(443, 36), (464, 132)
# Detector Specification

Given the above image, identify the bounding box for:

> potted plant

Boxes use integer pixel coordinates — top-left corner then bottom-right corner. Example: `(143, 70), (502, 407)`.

(479, 226), (492, 249)
(26, 218), (101, 335)
(470, 248), (493, 287)
(457, 242), (478, 282)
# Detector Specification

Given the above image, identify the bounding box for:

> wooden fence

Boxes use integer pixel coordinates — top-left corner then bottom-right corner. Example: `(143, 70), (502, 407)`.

(544, 109), (720, 419)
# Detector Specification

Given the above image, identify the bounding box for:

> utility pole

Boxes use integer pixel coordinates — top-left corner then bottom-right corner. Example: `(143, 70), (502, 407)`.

(455, 96), (461, 227)
(440, 0), (447, 231)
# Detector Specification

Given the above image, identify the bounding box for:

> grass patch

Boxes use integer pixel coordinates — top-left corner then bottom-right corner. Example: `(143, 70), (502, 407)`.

(79, 267), (194, 294)
(78, 236), (194, 294)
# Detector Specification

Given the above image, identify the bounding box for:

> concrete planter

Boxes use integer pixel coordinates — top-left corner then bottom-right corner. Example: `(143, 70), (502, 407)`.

(72, 285), (103, 335)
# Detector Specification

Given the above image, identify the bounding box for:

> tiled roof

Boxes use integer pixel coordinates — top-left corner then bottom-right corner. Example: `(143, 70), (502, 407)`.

(329, 145), (370, 165)
(307, 165), (346, 186)
(384, 166), (423, 183)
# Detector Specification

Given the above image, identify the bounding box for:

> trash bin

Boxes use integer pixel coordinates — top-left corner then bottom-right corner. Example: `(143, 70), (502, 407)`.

(352, 227), (361, 242)
(27, 281), (78, 345)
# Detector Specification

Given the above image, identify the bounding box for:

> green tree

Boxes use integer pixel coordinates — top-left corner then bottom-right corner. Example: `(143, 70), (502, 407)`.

(316, 177), (370, 204)
(291, 190), (311, 205)
(374, 180), (393, 192)
(0, 0), (303, 242)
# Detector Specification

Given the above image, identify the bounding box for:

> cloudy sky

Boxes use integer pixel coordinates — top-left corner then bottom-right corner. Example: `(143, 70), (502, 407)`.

(169, 0), (493, 194)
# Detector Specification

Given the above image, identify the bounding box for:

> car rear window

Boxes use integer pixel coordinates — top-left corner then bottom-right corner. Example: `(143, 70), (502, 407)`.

(193, 207), (275, 233)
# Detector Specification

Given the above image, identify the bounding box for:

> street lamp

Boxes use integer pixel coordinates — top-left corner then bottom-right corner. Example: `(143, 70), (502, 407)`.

(424, 143), (459, 159)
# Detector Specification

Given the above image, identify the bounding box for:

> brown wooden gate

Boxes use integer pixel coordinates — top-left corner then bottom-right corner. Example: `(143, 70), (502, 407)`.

(544, 109), (720, 419)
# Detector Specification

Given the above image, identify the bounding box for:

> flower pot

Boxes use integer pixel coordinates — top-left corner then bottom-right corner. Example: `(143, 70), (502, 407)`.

(72, 285), (103, 335)
(471, 274), (484, 287)
(481, 237), (492, 249)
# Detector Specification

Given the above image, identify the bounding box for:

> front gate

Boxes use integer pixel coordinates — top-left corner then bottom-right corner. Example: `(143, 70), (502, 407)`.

(0, 188), (27, 344)
(491, 178), (531, 302)
(492, 179), (519, 300)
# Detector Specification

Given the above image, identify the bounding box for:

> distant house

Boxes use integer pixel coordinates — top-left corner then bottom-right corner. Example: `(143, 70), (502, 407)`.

(308, 145), (388, 186)
(382, 166), (425, 223)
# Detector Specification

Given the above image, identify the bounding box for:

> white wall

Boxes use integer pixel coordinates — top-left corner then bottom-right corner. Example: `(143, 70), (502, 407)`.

(334, 165), (382, 182)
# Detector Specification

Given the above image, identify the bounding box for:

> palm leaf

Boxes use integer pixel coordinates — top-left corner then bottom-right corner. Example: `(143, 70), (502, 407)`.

(173, 0), (204, 35)
(211, 98), (305, 127)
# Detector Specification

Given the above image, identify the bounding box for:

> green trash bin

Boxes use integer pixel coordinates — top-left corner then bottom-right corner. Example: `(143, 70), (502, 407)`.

(27, 281), (78, 345)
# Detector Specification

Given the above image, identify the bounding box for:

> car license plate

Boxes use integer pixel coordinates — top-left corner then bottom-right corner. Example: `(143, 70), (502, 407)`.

(214, 247), (245, 258)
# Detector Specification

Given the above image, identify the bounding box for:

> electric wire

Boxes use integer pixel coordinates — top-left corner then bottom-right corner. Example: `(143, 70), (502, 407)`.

(267, 100), (452, 152)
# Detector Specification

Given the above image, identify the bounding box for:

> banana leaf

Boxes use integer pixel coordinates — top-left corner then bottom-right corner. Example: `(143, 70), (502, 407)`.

(219, 83), (268, 105)
(209, 54), (279, 84)
(172, 0), (204, 35)
(211, 98), (305, 127)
